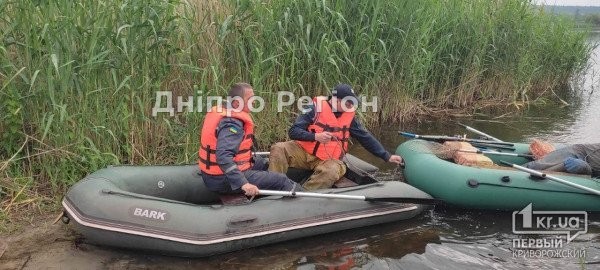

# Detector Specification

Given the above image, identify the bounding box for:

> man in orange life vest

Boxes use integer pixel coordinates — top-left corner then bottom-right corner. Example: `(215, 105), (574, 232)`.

(199, 83), (300, 196)
(269, 84), (404, 190)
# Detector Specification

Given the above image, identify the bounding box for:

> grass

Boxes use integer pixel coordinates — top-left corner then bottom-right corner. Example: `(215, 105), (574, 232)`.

(0, 0), (593, 224)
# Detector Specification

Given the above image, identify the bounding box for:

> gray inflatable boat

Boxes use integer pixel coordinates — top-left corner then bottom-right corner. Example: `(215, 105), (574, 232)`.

(62, 155), (431, 257)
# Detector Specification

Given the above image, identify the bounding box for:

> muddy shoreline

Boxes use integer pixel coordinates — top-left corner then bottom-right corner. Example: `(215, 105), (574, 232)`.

(0, 213), (77, 270)
(0, 211), (436, 269)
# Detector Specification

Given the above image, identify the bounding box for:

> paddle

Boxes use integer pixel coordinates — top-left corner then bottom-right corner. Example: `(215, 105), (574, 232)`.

(258, 190), (442, 205)
(500, 161), (600, 196)
(399, 132), (514, 146)
(457, 149), (533, 159)
(406, 141), (531, 159)
(457, 123), (503, 142)
(470, 142), (516, 151)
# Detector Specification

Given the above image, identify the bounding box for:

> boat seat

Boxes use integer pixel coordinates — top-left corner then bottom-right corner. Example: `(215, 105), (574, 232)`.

(333, 177), (359, 188)
(219, 193), (250, 205)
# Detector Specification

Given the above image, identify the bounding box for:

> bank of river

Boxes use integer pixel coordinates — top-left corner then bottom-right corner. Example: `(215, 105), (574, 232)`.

(1, 34), (599, 270)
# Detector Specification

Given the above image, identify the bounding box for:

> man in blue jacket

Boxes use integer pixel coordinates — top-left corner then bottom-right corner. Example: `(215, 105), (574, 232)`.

(269, 84), (403, 190)
(199, 83), (301, 196)
(525, 143), (600, 177)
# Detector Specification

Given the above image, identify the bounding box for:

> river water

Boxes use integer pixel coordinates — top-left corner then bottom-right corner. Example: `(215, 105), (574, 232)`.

(346, 32), (600, 270)
(7, 34), (598, 270)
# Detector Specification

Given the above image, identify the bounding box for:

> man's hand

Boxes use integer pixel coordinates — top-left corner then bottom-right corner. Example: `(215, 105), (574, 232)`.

(315, 132), (333, 143)
(564, 157), (591, 174)
(241, 183), (259, 196)
(388, 155), (404, 165)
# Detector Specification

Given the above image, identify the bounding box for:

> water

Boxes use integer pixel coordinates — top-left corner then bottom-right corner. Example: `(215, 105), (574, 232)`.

(344, 33), (600, 270)
(15, 34), (599, 269)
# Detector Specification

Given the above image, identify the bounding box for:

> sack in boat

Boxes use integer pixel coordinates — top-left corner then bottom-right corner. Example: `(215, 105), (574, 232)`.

(444, 141), (494, 167)
(529, 139), (555, 160)
(443, 141), (477, 151)
(454, 152), (495, 167)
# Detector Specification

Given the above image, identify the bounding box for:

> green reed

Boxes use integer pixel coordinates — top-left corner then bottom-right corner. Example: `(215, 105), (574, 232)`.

(0, 0), (592, 212)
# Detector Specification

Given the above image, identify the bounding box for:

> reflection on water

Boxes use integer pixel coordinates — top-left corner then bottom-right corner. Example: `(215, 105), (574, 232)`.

(80, 215), (437, 269)
(395, 210), (600, 270)
(88, 209), (598, 269)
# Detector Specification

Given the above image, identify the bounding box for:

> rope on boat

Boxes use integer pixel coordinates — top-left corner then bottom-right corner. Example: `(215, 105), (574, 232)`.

(101, 189), (200, 206)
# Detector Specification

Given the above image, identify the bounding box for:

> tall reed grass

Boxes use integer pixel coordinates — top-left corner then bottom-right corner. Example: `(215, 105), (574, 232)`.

(0, 0), (592, 218)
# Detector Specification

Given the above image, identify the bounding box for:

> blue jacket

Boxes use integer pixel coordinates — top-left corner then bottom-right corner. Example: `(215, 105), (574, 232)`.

(289, 104), (391, 161)
(201, 117), (249, 191)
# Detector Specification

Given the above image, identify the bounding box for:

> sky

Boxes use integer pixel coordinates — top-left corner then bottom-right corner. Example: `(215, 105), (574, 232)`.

(534, 0), (600, 6)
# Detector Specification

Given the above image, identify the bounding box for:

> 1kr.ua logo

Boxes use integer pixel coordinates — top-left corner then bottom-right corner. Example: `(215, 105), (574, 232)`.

(512, 203), (587, 243)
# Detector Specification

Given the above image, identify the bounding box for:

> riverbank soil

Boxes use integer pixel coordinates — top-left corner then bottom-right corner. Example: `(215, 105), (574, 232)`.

(2, 212), (146, 270)
(1, 212), (179, 270)
(0, 213), (83, 270)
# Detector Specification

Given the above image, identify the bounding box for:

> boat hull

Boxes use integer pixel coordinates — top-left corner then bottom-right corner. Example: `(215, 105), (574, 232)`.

(397, 139), (600, 211)
(63, 157), (430, 257)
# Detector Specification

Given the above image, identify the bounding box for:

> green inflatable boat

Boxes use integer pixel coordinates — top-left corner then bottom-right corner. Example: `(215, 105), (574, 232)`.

(397, 139), (600, 211)
(61, 154), (431, 257)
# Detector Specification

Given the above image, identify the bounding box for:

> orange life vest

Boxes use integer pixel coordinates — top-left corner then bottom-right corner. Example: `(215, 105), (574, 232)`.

(199, 106), (254, 175)
(296, 97), (355, 160)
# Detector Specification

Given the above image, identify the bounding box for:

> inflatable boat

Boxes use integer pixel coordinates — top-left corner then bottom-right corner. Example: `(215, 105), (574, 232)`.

(397, 139), (600, 211)
(61, 155), (431, 257)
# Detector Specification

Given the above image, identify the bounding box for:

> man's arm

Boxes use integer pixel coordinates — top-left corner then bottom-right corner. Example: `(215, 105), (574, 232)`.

(288, 105), (317, 141)
(574, 144), (600, 176)
(215, 118), (248, 190)
(349, 117), (392, 162)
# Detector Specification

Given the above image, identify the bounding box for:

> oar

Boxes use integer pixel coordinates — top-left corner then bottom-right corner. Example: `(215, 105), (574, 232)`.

(471, 142), (516, 151)
(408, 141), (531, 160)
(500, 161), (600, 196)
(399, 132), (514, 146)
(258, 190), (442, 205)
(457, 123), (503, 142)
(459, 149), (534, 159)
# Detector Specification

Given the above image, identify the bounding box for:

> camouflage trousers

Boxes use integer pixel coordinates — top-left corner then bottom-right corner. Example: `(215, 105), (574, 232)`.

(268, 141), (346, 190)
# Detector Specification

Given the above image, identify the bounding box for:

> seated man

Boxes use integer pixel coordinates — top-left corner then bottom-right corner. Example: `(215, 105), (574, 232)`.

(199, 83), (301, 196)
(524, 143), (600, 177)
(268, 84), (403, 190)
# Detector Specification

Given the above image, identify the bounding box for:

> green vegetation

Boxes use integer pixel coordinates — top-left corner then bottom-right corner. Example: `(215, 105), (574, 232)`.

(0, 0), (592, 225)
(540, 5), (600, 28)
(584, 14), (600, 27)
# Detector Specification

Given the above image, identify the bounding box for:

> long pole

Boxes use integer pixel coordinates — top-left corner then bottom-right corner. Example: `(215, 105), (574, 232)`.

(458, 123), (503, 142)
(399, 132), (514, 146)
(259, 190), (366, 200)
(501, 161), (600, 196)
(258, 190), (441, 204)
(459, 149), (533, 159)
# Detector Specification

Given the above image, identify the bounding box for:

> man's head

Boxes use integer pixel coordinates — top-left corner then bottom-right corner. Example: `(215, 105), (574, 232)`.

(331, 83), (358, 112)
(228, 82), (254, 113)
